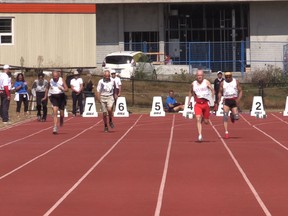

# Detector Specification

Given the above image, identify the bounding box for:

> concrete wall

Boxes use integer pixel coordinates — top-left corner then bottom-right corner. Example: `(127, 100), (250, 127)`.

(96, 4), (160, 66)
(249, 2), (288, 71)
(0, 13), (96, 68)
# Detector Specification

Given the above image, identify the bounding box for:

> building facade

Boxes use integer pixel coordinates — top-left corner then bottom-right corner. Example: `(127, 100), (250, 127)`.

(1, 1), (288, 72)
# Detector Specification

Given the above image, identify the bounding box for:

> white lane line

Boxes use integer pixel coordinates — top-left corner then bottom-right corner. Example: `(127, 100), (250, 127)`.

(154, 114), (175, 216)
(0, 126), (52, 148)
(0, 120), (102, 180)
(209, 121), (272, 216)
(271, 113), (288, 125)
(241, 114), (288, 151)
(0, 117), (73, 149)
(43, 115), (143, 216)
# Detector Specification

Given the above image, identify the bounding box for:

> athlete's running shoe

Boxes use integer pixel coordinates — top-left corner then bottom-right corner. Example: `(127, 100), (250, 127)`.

(225, 132), (229, 139)
(198, 134), (203, 142)
(109, 121), (115, 129)
(104, 126), (109, 132)
(53, 126), (58, 134)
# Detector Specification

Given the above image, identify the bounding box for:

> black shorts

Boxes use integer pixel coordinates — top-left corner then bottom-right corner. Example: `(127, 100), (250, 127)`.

(50, 93), (66, 110)
(224, 98), (237, 109)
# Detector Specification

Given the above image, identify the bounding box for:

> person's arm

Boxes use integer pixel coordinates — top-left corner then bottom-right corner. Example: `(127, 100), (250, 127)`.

(207, 80), (215, 102)
(42, 81), (49, 101)
(214, 79), (217, 91)
(4, 86), (10, 98)
(236, 80), (242, 106)
(188, 83), (194, 105)
(79, 80), (84, 92)
(59, 77), (68, 92)
(32, 81), (37, 89)
(118, 82), (122, 97)
(14, 82), (22, 92)
(96, 80), (101, 102)
(217, 81), (224, 105)
(166, 97), (174, 108)
(63, 79), (68, 92)
(113, 80), (117, 99)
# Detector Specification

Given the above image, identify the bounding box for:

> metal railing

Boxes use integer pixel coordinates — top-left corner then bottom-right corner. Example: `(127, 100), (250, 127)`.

(97, 41), (288, 74)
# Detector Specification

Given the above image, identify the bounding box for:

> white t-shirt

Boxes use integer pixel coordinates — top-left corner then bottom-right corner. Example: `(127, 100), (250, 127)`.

(111, 76), (122, 89)
(49, 77), (65, 94)
(70, 77), (83, 92)
(96, 78), (114, 96)
(0, 72), (9, 90)
(223, 78), (238, 99)
(192, 79), (211, 100)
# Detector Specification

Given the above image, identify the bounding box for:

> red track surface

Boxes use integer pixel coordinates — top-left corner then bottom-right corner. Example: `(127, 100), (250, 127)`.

(0, 112), (288, 216)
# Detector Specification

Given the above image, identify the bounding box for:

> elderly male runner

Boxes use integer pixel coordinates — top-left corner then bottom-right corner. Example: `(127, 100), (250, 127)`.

(96, 70), (116, 132)
(48, 70), (68, 134)
(218, 72), (242, 139)
(188, 69), (214, 142)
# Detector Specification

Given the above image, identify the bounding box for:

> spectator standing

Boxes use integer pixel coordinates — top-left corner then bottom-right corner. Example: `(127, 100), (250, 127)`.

(0, 64), (11, 123)
(32, 72), (49, 121)
(96, 70), (116, 132)
(83, 73), (94, 98)
(13, 73), (29, 117)
(217, 72), (243, 139)
(165, 90), (184, 112)
(48, 70), (68, 134)
(110, 71), (122, 103)
(213, 71), (224, 112)
(164, 55), (173, 65)
(7, 70), (12, 111)
(70, 70), (84, 116)
(188, 69), (214, 142)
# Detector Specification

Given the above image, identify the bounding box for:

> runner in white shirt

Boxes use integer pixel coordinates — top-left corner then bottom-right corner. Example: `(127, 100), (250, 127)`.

(218, 72), (243, 139)
(48, 70), (68, 134)
(188, 69), (214, 142)
(70, 70), (84, 116)
(96, 70), (116, 132)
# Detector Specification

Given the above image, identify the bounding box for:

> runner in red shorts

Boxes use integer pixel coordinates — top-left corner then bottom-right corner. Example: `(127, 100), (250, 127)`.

(188, 69), (214, 142)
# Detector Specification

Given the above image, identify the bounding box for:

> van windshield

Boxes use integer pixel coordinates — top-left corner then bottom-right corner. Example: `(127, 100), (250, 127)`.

(105, 56), (133, 64)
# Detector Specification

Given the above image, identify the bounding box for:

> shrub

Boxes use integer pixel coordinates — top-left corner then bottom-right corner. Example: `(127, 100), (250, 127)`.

(251, 65), (285, 86)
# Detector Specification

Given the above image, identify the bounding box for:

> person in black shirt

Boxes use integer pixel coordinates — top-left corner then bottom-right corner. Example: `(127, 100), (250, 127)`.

(32, 72), (49, 121)
(213, 71), (224, 112)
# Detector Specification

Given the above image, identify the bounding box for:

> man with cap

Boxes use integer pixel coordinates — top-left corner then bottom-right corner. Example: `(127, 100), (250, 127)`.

(213, 71), (224, 112)
(110, 70), (122, 104)
(217, 72), (243, 139)
(0, 65), (11, 123)
(32, 72), (49, 121)
(70, 70), (84, 116)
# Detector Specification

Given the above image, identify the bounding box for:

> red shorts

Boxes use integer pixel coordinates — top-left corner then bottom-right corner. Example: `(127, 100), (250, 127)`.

(194, 102), (210, 119)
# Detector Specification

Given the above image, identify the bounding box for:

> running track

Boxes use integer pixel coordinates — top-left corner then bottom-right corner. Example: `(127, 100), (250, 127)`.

(0, 112), (288, 216)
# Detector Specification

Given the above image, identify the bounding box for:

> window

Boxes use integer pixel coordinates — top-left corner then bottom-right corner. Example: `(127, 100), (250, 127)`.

(0, 18), (14, 45)
(105, 56), (133, 64)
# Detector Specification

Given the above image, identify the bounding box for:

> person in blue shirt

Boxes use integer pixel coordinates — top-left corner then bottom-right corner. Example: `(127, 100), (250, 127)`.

(13, 73), (29, 117)
(165, 90), (184, 112)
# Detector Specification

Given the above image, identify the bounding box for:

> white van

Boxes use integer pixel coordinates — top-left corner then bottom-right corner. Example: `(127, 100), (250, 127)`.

(102, 51), (156, 79)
